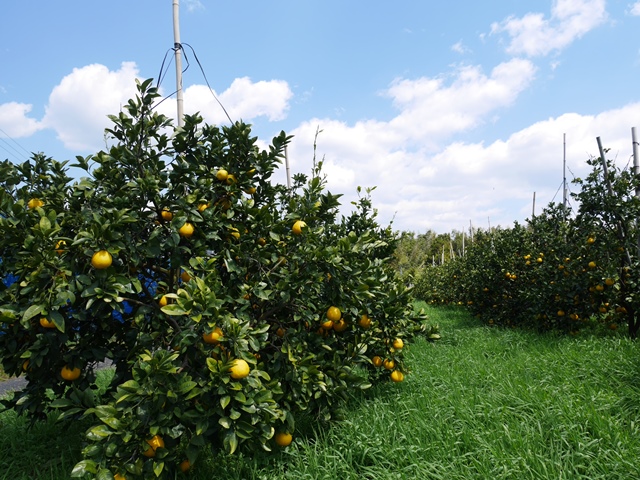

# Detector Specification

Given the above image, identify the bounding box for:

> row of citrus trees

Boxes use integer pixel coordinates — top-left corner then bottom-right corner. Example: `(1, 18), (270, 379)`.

(0, 79), (436, 479)
(414, 151), (640, 338)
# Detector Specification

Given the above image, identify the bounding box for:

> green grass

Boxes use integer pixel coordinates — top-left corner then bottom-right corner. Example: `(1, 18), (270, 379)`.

(2, 304), (640, 479)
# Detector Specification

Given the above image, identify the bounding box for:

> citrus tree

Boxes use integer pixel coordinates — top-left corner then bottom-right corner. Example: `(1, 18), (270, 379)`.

(412, 148), (640, 337)
(0, 79), (433, 479)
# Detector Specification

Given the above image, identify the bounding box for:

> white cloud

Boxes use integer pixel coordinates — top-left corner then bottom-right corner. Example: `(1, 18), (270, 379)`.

(630, 1), (640, 15)
(385, 59), (536, 144)
(184, 0), (204, 12)
(491, 0), (608, 56)
(158, 77), (293, 126)
(451, 41), (471, 54)
(0, 102), (44, 137)
(42, 62), (141, 151)
(286, 77), (639, 233)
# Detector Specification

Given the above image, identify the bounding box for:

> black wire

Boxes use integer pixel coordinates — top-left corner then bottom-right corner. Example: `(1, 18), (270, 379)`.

(182, 42), (233, 124)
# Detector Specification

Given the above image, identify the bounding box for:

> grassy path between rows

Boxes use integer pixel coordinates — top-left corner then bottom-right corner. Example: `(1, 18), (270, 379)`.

(2, 303), (640, 479)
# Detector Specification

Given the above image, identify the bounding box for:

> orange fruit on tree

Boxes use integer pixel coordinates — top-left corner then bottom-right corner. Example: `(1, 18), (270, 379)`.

(257, 237), (267, 246)
(203, 327), (223, 344)
(180, 270), (191, 282)
(244, 186), (257, 195)
(158, 295), (168, 307)
(392, 338), (404, 350)
(587, 236), (596, 244)
(588, 261), (596, 269)
(390, 370), (405, 383)
(229, 227), (240, 240)
(372, 356), (383, 367)
(55, 240), (66, 255)
(40, 317), (56, 329)
(321, 319), (334, 330)
(333, 318), (348, 332)
(275, 432), (293, 447)
(383, 359), (395, 370)
(276, 327), (285, 338)
(197, 202), (210, 212)
(91, 250), (112, 269)
(60, 366), (81, 381)
(161, 208), (173, 221)
(358, 314), (371, 329)
(605, 278), (615, 286)
(179, 460), (191, 473)
(326, 306), (341, 322)
(226, 174), (237, 185)
(230, 359), (250, 379)
(216, 169), (229, 181)
(292, 220), (307, 235)
(114, 474), (126, 480)
(179, 222), (195, 238)
(143, 434), (165, 458)
(27, 198), (44, 209)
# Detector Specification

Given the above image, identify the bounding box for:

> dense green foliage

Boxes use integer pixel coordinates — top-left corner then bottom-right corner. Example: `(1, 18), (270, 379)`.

(411, 152), (640, 337)
(0, 79), (432, 479)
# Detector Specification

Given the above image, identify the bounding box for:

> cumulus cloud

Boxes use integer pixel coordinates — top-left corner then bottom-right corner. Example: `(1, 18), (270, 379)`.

(630, 1), (640, 15)
(42, 62), (141, 151)
(173, 77), (293, 124)
(491, 0), (608, 56)
(385, 59), (536, 145)
(286, 71), (638, 234)
(0, 102), (44, 138)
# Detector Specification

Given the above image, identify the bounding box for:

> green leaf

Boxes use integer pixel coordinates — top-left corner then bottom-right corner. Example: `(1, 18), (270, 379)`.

(161, 304), (188, 316)
(70, 460), (97, 477)
(220, 395), (231, 409)
(153, 461), (165, 477)
(223, 430), (238, 454)
(86, 424), (113, 441)
(23, 304), (43, 322)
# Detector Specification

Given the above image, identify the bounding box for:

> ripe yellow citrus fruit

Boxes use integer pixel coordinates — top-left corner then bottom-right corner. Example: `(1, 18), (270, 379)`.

(203, 327), (223, 344)
(383, 359), (395, 370)
(390, 370), (405, 383)
(275, 432), (293, 447)
(216, 169), (229, 181)
(587, 236), (595, 244)
(372, 356), (383, 367)
(27, 198), (44, 209)
(181, 270), (191, 282)
(22, 360), (30, 371)
(159, 295), (168, 307)
(358, 314), (371, 329)
(605, 278), (615, 286)
(536, 257), (543, 263)
(197, 202), (210, 212)
(60, 366), (81, 381)
(91, 250), (112, 269)
(39, 317), (56, 329)
(326, 306), (341, 322)
(143, 434), (165, 458)
(276, 327), (285, 338)
(292, 220), (307, 235)
(244, 186), (257, 195)
(588, 261), (596, 269)
(226, 174), (237, 185)
(257, 237), (267, 246)
(392, 338), (404, 350)
(557, 310), (565, 317)
(55, 240), (66, 255)
(179, 222), (195, 238)
(114, 474), (126, 480)
(333, 318), (348, 332)
(230, 227), (240, 240)
(179, 460), (191, 473)
(230, 359), (250, 379)
(161, 208), (173, 221)
(321, 319), (334, 330)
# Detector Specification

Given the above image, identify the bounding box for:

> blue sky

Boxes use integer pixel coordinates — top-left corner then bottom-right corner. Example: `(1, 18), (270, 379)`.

(1, 0), (639, 233)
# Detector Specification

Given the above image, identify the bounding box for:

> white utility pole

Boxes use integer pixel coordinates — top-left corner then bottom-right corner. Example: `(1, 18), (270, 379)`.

(172, 0), (185, 127)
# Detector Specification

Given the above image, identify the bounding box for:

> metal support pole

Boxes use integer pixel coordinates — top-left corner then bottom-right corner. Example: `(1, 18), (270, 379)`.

(172, 0), (185, 127)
